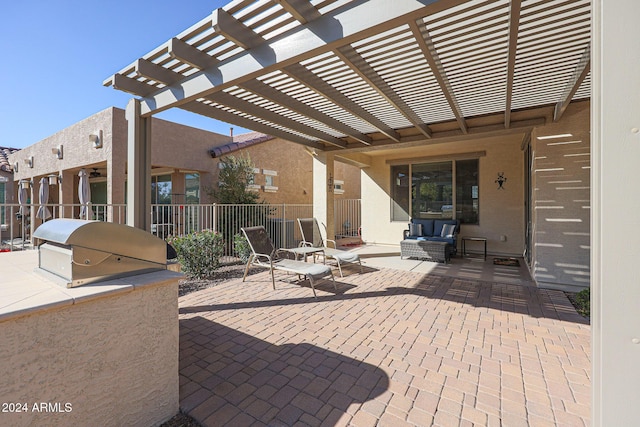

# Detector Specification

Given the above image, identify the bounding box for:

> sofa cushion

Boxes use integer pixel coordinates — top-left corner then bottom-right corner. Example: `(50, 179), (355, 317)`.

(434, 219), (458, 237)
(411, 219), (434, 236)
(408, 222), (422, 237)
(441, 224), (456, 238)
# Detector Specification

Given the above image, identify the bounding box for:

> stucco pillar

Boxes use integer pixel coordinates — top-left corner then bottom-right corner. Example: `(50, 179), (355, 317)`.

(312, 152), (335, 241)
(125, 98), (152, 231)
(59, 170), (75, 219)
(107, 158), (126, 224)
(592, 1), (640, 424)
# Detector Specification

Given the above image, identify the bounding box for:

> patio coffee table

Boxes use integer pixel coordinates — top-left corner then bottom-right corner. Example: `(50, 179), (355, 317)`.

(400, 240), (450, 263)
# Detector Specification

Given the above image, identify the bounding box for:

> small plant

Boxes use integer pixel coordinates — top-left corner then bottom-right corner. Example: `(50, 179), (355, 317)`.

(574, 288), (590, 318)
(233, 233), (251, 264)
(168, 230), (224, 279)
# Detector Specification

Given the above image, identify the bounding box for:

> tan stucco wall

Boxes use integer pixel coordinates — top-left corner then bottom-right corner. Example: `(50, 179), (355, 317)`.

(360, 134), (525, 256)
(209, 137), (361, 204)
(530, 101), (590, 289)
(0, 280), (179, 427)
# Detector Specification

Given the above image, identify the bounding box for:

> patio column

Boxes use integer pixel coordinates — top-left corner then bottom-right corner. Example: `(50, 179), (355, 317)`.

(592, 0), (640, 425)
(125, 98), (152, 231)
(312, 152), (335, 241)
(59, 170), (74, 218)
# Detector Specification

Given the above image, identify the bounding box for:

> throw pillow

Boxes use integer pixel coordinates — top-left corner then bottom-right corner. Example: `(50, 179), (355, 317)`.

(409, 223), (422, 237)
(440, 223), (456, 238)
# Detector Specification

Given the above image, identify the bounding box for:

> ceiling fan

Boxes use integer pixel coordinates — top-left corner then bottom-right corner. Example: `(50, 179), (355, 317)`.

(89, 168), (102, 178)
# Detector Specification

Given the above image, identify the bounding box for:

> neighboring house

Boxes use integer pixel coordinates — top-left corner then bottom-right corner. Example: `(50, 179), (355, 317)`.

(209, 131), (360, 204)
(0, 147), (20, 241)
(6, 107), (360, 239)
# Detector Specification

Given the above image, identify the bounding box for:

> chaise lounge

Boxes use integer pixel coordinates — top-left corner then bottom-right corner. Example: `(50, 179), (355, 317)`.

(241, 226), (336, 298)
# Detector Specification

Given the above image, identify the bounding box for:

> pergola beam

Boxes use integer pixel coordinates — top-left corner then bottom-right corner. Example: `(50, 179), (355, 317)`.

(505, 0), (521, 128)
(210, 91), (348, 148)
(129, 0), (448, 117)
(212, 8), (265, 50)
(240, 79), (372, 145)
(410, 20), (467, 134)
(181, 101), (325, 150)
(284, 63), (401, 142)
(554, 43), (590, 122)
(335, 45), (432, 139)
(273, 0), (321, 24)
(135, 59), (182, 86)
(168, 38), (218, 70)
(112, 74), (156, 97)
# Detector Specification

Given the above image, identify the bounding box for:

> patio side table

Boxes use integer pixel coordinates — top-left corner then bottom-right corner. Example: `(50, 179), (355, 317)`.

(461, 237), (487, 259)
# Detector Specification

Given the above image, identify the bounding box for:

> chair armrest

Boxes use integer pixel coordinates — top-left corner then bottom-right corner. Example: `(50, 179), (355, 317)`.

(298, 240), (313, 247)
(326, 239), (337, 249)
(253, 252), (273, 264)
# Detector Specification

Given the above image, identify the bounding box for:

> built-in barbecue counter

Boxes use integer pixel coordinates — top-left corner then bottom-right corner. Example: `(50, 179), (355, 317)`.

(0, 219), (182, 427)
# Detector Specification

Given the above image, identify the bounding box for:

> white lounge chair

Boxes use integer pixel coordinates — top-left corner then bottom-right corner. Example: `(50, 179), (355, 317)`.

(297, 218), (362, 277)
(241, 226), (336, 297)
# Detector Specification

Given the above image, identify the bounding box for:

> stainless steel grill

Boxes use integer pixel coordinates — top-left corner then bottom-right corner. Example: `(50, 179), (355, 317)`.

(33, 219), (167, 288)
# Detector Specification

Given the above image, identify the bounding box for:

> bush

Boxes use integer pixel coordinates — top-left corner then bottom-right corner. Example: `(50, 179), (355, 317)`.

(233, 233), (251, 263)
(168, 230), (224, 279)
(574, 288), (590, 318)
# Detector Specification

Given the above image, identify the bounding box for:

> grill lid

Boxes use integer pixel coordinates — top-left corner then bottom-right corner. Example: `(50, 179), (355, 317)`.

(33, 218), (166, 264)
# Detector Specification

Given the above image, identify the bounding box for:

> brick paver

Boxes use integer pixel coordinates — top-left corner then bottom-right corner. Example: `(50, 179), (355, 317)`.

(178, 265), (590, 426)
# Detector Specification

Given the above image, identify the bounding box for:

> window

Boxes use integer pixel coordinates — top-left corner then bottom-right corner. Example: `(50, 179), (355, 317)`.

(185, 173), (200, 204)
(151, 174), (172, 204)
(391, 159), (479, 224)
(334, 180), (345, 195)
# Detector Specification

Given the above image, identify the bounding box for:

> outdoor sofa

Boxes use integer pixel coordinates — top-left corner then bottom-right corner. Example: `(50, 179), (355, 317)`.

(401, 218), (460, 262)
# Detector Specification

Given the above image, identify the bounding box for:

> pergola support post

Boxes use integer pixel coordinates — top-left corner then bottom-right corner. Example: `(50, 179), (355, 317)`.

(313, 153), (335, 242)
(125, 98), (152, 231)
(592, 0), (640, 424)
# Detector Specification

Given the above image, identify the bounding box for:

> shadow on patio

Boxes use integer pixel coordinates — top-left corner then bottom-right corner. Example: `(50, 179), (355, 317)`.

(179, 316), (390, 426)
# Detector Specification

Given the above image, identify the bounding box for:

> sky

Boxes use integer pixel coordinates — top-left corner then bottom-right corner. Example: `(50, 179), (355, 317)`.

(0, 0), (248, 149)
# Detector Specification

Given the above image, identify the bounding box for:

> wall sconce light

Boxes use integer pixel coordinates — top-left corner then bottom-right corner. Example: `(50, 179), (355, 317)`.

(13, 162), (18, 173)
(89, 130), (103, 148)
(48, 174), (61, 185)
(19, 179), (32, 190)
(24, 156), (34, 168)
(51, 145), (63, 159)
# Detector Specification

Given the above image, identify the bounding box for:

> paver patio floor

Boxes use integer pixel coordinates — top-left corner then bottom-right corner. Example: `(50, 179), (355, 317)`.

(177, 264), (590, 426)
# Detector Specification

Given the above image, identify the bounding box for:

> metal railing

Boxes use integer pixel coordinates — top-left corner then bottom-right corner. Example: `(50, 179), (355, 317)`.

(1, 200), (361, 254)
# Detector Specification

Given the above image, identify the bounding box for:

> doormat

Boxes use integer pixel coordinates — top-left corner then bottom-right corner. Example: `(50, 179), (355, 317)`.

(493, 257), (520, 267)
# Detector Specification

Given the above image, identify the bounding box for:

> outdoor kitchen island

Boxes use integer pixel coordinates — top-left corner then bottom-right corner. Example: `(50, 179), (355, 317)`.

(0, 250), (182, 427)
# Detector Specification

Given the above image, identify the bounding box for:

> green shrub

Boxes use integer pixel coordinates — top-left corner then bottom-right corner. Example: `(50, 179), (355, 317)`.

(574, 288), (590, 318)
(168, 230), (224, 279)
(233, 233), (251, 263)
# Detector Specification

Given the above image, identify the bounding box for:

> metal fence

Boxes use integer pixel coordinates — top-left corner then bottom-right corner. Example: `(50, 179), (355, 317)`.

(1, 200), (361, 254)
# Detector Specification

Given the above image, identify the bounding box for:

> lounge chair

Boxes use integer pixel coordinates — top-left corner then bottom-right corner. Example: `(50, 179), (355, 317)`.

(241, 226), (336, 297)
(297, 218), (362, 277)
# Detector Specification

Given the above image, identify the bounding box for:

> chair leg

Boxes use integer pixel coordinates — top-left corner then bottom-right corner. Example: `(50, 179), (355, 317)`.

(242, 255), (253, 282)
(308, 275), (317, 298)
(270, 268), (276, 290)
(330, 270), (337, 291)
(358, 260), (363, 273)
(336, 260), (343, 278)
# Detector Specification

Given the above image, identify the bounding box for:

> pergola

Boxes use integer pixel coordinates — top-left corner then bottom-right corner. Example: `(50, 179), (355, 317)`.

(104, 0), (640, 424)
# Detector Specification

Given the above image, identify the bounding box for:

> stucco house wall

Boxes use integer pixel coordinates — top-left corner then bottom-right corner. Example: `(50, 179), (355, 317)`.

(208, 137), (361, 204)
(530, 101), (590, 290)
(360, 134), (525, 256)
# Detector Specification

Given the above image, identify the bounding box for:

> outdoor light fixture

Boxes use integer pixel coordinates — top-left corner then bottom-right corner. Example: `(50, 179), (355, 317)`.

(24, 156), (34, 168)
(48, 174), (61, 185)
(52, 145), (63, 159)
(89, 130), (103, 148)
(13, 162), (18, 172)
(19, 179), (32, 190)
